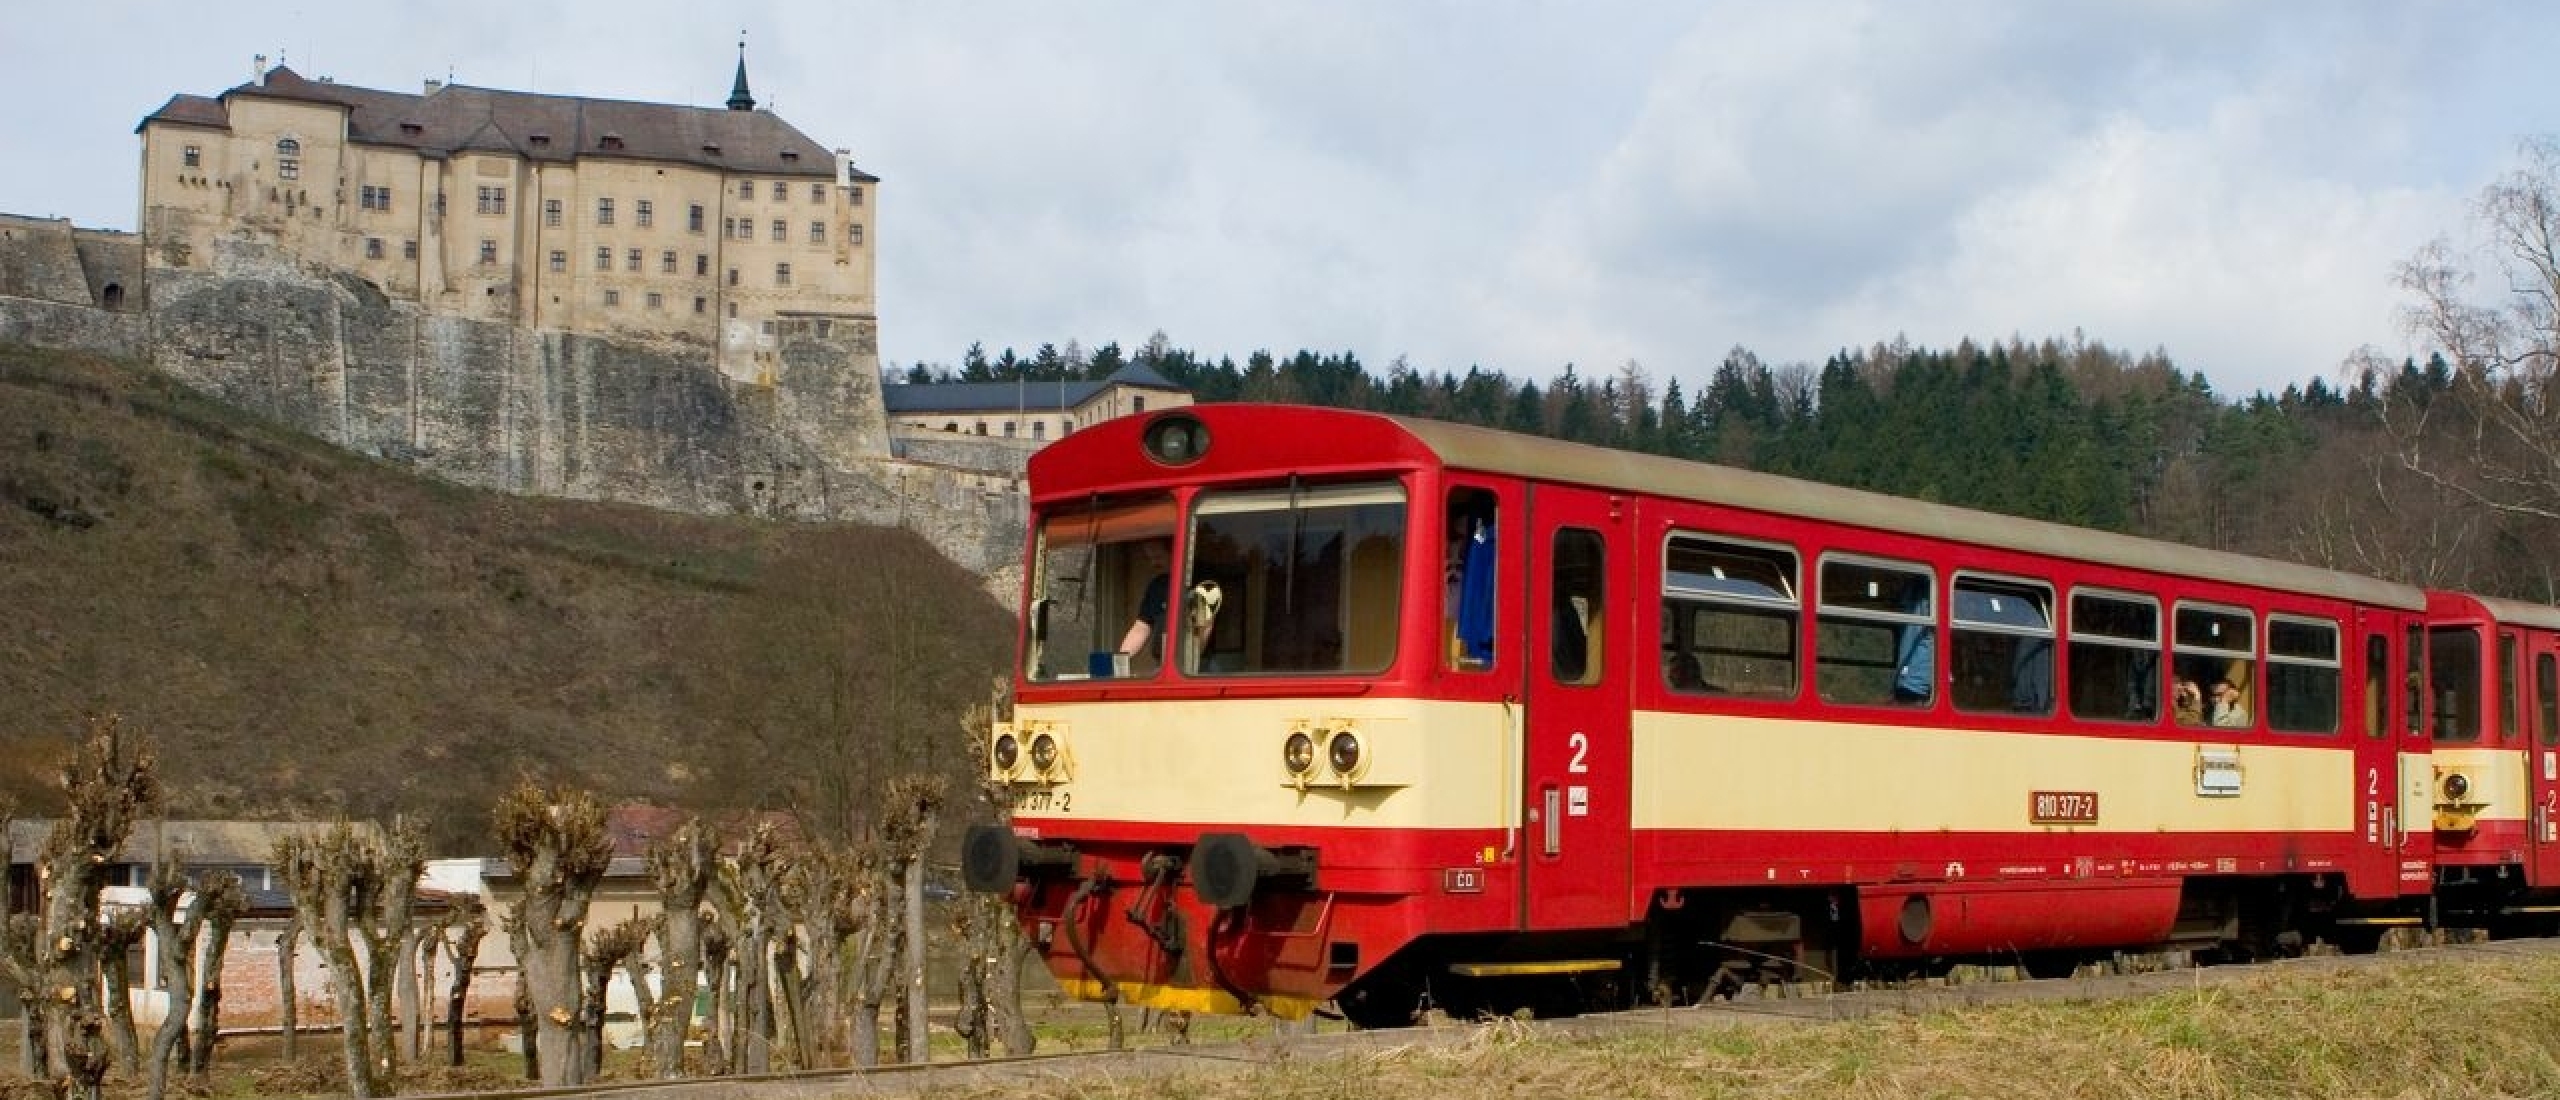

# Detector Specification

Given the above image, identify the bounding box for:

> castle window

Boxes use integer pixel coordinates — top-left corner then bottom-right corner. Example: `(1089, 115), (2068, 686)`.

(1032, 421), (1046, 440)
(739, 180), (755, 200)
(626, 248), (641, 272)
(596, 197), (615, 225)
(183, 144), (201, 168)
(689, 203), (705, 233)
(693, 296), (706, 314)
(479, 238), (498, 265)
(646, 291), (663, 310)
(404, 240), (418, 259)
(772, 181), (787, 201)
(850, 223), (865, 247)
(811, 183), (827, 203)
(604, 289), (620, 307)
(727, 268), (739, 286)
(722, 217), (735, 236)
(360, 185), (390, 211)
(761, 320), (776, 335)
(595, 246), (611, 271)
(275, 137), (300, 181)
(770, 219), (786, 242)
(366, 238), (384, 259)
(636, 199), (654, 228)
(1133, 396), (1147, 413)
(476, 186), (506, 215)
(727, 302), (738, 318)
(549, 250), (566, 273)
(661, 250), (677, 274)
(775, 263), (792, 286)
(1004, 421), (1017, 437)
(849, 184), (864, 205)
(734, 219), (752, 241)
(809, 221), (826, 245)
(544, 199), (562, 227)
(944, 422), (958, 433)
(695, 254), (709, 276)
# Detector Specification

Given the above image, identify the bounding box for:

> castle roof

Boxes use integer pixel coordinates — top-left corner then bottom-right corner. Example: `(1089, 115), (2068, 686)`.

(138, 64), (878, 183)
(882, 363), (1191, 415)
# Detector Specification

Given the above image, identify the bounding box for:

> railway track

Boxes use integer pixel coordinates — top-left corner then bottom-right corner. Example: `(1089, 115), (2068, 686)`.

(409, 936), (2560, 1100)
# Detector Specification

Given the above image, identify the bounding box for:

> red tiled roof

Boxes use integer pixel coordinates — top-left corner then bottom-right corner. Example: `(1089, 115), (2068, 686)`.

(139, 65), (878, 182)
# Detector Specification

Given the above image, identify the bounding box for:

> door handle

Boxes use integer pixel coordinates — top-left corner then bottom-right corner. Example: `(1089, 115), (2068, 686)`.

(1542, 788), (1562, 857)
(2384, 807), (2396, 849)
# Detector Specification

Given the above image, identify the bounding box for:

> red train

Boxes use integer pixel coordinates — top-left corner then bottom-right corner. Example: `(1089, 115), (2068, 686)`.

(961, 404), (2560, 1025)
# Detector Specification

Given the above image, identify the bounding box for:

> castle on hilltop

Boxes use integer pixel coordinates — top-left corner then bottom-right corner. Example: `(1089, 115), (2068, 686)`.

(135, 51), (875, 384)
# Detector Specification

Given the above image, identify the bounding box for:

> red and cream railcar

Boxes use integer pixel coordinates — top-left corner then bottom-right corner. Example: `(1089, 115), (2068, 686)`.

(2418, 591), (2560, 928)
(964, 405), (2437, 1024)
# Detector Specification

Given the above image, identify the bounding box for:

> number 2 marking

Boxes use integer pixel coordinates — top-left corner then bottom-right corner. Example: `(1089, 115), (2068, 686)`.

(2368, 767), (2380, 797)
(1567, 732), (1590, 774)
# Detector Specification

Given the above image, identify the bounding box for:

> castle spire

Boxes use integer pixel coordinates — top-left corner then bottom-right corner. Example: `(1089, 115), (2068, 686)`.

(727, 33), (756, 111)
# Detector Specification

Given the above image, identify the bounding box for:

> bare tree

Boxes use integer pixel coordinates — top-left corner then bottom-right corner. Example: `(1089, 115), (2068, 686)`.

(96, 908), (146, 1077)
(185, 872), (245, 1080)
(708, 824), (785, 1074)
(953, 696), (1035, 1058)
(697, 924), (732, 1075)
(645, 819), (716, 1078)
(491, 782), (614, 1088)
(782, 845), (860, 1066)
(274, 915), (301, 1065)
(441, 894), (488, 1068)
(273, 824), (393, 1098)
(142, 856), (219, 1100)
(580, 914), (656, 1077)
(849, 776), (945, 1066)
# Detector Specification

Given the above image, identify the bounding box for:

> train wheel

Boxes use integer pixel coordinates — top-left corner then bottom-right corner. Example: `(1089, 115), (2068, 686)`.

(1335, 963), (1428, 1030)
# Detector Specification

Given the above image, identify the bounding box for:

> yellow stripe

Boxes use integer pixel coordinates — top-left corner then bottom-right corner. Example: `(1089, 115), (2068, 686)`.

(1633, 712), (2355, 833)
(1448, 959), (1621, 978)
(1054, 977), (1320, 1020)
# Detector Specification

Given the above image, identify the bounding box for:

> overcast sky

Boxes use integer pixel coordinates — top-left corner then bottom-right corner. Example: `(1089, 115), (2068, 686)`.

(8, 2), (2556, 398)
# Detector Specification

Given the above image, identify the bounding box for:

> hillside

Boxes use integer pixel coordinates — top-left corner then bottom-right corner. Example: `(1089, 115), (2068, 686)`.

(0, 344), (1014, 849)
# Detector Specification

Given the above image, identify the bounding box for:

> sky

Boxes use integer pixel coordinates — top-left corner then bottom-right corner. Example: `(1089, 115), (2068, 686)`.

(7, 2), (2557, 399)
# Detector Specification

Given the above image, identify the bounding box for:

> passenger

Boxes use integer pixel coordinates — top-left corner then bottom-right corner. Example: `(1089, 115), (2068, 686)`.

(2209, 679), (2250, 728)
(1117, 539), (1172, 662)
(2173, 678), (2205, 725)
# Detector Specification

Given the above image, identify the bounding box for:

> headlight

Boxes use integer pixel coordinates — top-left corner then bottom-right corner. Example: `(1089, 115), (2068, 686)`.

(2444, 773), (2472, 801)
(1029, 732), (1060, 775)
(1284, 731), (1317, 776)
(1326, 730), (1363, 777)
(993, 732), (1021, 775)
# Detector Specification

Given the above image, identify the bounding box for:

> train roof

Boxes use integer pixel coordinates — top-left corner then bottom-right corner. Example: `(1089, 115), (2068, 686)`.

(1378, 412), (2430, 612)
(2451, 593), (2560, 632)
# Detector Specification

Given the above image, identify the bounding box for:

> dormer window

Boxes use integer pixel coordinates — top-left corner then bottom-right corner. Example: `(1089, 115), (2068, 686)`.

(599, 133), (624, 151)
(702, 143), (722, 156)
(780, 150), (799, 162)
(529, 133), (551, 148)
(399, 122), (422, 136)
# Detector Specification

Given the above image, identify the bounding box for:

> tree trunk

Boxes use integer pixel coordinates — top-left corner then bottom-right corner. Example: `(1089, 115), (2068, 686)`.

(443, 898), (485, 1070)
(275, 919), (299, 1064)
(850, 998), (883, 1069)
(396, 925), (425, 1065)
(773, 931), (809, 1070)
(648, 903), (702, 1078)
(493, 784), (614, 1088)
(699, 930), (730, 1075)
(512, 977), (538, 1081)
(99, 930), (141, 1077)
(904, 839), (932, 1064)
(190, 882), (243, 1077)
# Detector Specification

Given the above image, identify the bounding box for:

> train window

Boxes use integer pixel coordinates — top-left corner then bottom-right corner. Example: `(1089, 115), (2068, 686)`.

(1661, 534), (1798, 698)
(1550, 529), (1606, 686)
(2173, 604), (2255, 730)
(1186, 482), (1407, 677)
(2067, 590), (2159, 723)
(2406, 624), (2426, 737)
(2365, 634), (2388, 739)
(1444, 488), (1499, 671)
(2264, 616), (2340, 734)
(2428, 626), (2480, 742)
(2539, 653), (2558, 746)
(1950, 575), (2055, 716)
(1815, 556), (1933, 707)
(2501, 631), (2521, 740)
(1022, 493), (1178, 682)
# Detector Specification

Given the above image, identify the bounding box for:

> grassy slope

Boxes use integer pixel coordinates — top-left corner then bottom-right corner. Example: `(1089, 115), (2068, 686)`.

(0, 344), (1013, 848)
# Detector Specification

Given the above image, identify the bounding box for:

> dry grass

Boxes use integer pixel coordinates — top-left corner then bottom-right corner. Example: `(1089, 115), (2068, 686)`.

(919, 951), (2560, 1100)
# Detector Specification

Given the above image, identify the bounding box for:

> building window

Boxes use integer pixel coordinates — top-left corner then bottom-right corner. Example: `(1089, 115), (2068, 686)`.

(403, 240), (418, 259)
(771, 219), (786, 241)
(476, 186), (506, 215)
(595, 246), (612, 271)
(850, 184), (864, 206)
(645, 291), (663, 310)
(596, 197), (615, 225)
(850, 223), (865, 246)
(1031, 421), (1046, 440)
(775, 263), (792, 286)
(661, 250), (677, 274)
(549, 249), (567, 273)
(688, 203), (705, 232)
(275, 137), (300, 180)
(544, 198), (562, 227)
(359, 185), (383, 210)
(636, 199), (654, 228)
(183, 144), (201, 168)
(693, 296), (706, 314)
(761, 320), (776, 335)
(695, 254), (709, 276)
(727, 268), (740, 286)
(1003, 421), (1017, 437)
(365, 238), (384, 259)
(727, 302), (738, 318)
(1133, 396), (1147, 413)
(809, 221), (826, 245)
(811, 183), (827, 203)
(734, 219), (752, 240)
(739, 180), (754, 200)
(479, 238), (498, 265)
(626, 248), (642, 272)
(772, 181), (787, 201)
(604, 289), (620, 307)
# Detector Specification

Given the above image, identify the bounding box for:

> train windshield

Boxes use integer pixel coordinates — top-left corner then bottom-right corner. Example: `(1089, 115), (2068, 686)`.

(1182, 482), (1407, 677)
(1023, 494), (1178, 683)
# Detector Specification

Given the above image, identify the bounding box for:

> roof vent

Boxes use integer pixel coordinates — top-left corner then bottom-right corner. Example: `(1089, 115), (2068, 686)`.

(780, 150), (799, 161)
(399, 122), (423, 135)
(529, 133), (550, 147)
(701, 143), (722, 156)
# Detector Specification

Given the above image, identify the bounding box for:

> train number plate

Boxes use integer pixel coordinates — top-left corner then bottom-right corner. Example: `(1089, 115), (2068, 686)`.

(2030, 790), (2099, 824)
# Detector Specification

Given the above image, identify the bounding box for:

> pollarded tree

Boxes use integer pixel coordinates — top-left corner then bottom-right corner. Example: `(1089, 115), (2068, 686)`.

(273, 823), (401, 1099)
(645, 818), (716, 1078)
(491, 782), (615, 1088)
(439, 894), (489, 1069)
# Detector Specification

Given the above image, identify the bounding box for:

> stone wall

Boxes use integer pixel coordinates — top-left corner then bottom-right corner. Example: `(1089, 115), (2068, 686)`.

(3, 228), (1029, 599)
(893, 430), (1041, 477)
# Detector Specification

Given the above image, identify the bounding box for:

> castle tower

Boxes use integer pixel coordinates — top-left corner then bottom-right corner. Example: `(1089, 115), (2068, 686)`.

(728, 37), (756, 112)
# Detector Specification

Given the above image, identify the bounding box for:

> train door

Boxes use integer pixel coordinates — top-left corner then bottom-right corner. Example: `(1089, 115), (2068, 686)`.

(2354, 614), (2422, 898)
(1522, 486), (1633, 931)
(2396, 621), (2435, 896)
(2526, 635), (2560, 888)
